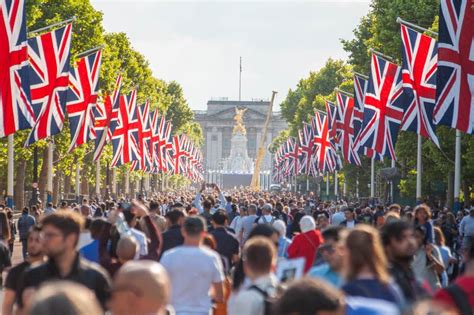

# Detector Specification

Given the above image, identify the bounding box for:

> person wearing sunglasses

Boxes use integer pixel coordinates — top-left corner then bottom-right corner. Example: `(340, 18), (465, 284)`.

(308, 226), (346, 288)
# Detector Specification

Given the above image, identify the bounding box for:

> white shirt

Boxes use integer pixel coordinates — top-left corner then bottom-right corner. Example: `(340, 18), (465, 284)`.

(161, 245), (225, 315)
(77, 231), (93, 250)
(228, 274), (278, 315)
(130, 228), (148, 259)
(346, 220), (355, 229)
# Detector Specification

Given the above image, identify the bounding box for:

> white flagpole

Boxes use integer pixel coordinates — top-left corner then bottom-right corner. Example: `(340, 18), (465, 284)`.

(416, 134), (422, 203)
(95, 160), (100, 199)
(343, 178), (347, 199)
(125, 170), (130, 197)
(454, 130), (461, 211)
(370, 157), (375, 198)
(334, 170), (338, 200)
(46, 142), (53, 203)
(7, 135), (14, 208)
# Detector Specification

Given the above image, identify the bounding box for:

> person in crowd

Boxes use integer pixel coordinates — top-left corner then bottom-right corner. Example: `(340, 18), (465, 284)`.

(77, 218), (94, 250)
(43, 202), (55, 216)
(434, 236), (474, 313)
(80, 204), (92, 218)
(256, 203), (276, 225)
(239, 204), (258, 244)
(6, 209), (15, 255)
(143, 200), (167, 232)
(209, 210), (240, 272)
(273, 220), (291, 258)
(288, 215), (323, 272)
(359, 206), (374, 225)
(308, 226), (345, 288)
(108, 260), (171, 315)
(161, 209), (185, 256)
(316, 213), (330, 231)
(0, 210), (11, 244)
(228, 236), (278, 315)
(441, 212), (458, 249)
(331, 205), (346, 226)
(58, 201), (70, 211)
(342, 225), (402, 306)
(411, 225), (444, 292)
(27, 281), (103, 315)
(161, 216), (224, 315)
(79, 218), (106, 263)
(17, 211), (111, 310)
(17, 207), (36, 260)
(230, 206), (246, 236)
(459, 207), (474, 248)
(3, 225), (45, 315)
(414, 204), (435, 244)
(381, 220), (426, 304)
(434, 226), (456, 287)
(339, 207), (359, 228)
(273, 278), (345, 315)
(122, 206), (148, 259)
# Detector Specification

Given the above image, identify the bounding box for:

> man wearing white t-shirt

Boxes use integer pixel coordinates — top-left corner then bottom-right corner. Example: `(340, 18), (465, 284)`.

(161, 216), (225, 315)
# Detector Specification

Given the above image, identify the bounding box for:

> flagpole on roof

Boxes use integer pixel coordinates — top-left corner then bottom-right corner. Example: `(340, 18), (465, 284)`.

(28, 16), (76, 36)
(396, 17), (438, 37)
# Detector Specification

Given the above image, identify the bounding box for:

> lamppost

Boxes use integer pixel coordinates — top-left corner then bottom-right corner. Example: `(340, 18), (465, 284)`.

(29, 146), (40, 207)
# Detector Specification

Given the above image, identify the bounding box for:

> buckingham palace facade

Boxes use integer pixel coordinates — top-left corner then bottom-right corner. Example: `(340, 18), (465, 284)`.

(194, 98), (288, 175)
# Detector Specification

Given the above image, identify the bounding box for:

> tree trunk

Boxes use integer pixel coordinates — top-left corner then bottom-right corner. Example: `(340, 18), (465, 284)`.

(446, 171), (454, 210)
(64, 175), (71, 195)
(38, 147), (49, 205)
(14, 159), (27, 211)
(53, 170), (61, 205)
(462, 180), (471, 207)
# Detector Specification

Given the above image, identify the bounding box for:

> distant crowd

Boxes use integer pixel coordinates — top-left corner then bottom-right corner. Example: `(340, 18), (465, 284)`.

(0, 183), (473, 315)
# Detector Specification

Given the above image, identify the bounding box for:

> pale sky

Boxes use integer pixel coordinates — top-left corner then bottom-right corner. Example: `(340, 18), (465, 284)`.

(91, 0), (371, 111)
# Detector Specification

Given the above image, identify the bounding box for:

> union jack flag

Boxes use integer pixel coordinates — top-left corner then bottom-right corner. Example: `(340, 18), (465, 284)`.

(336, 91), (361, 165)
(325, 100), (341, 147)
(131, 100), (153, 172)
(298, 123), (317, 176)
(353, 74), (384, 161)
(111, 90), (140, 167)
(148, 110), (160, 173)
(152, 114), (168, 173)
(312, 111), (341, 173)
(355, 54), (405, 161)
(66, 50), (102, 152)
(434, 0), (474, 134)
(172, 134), (188, 175)
(284, 137), (301, 176)
(0, 0), (34, 137)
(163, 121), (174, 174)
(93, 75), (122, 161)
(400, 25), (439, 146)
(25, 24), (72, 146)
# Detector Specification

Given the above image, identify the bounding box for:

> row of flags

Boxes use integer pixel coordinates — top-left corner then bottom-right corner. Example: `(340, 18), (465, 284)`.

(0, 0), (204, 181)
(273, 0), (473, 181)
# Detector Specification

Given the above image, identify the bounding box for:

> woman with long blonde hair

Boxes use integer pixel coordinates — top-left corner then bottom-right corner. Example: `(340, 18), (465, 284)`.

(342, 225), (402, 306)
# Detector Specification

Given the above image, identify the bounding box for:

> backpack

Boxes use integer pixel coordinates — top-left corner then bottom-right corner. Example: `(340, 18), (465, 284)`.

(248, 285), (275, 315)
(445, 284), (472, 315)
(254, 216), (275, 225)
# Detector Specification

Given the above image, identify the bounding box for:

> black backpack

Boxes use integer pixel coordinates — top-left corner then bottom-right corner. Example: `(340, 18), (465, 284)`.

(248, 285), (275, 315)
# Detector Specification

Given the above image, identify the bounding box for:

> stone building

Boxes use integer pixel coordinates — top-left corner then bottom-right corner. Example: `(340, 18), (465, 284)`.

(194, 98), (288, 175)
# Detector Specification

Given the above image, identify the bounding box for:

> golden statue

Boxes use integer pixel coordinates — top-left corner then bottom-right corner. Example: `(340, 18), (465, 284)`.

(233, 107), (247, 135)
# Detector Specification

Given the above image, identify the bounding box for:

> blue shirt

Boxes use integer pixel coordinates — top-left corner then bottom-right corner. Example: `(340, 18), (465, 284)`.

(79, 239), (99, 263)
(343, 279), (400, 305)
(308, 263), (342, 288)
(277, 237), (292, 258)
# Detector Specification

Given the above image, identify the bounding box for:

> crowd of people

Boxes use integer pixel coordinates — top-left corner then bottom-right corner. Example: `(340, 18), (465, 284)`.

(0, 183), (473, 315)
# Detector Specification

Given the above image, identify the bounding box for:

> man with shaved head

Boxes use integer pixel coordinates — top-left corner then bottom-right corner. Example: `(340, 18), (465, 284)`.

(108, 260), (171, 315)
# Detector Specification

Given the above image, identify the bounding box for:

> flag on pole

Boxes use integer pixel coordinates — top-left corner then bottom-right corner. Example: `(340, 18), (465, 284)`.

(66, 50), (102, 152)
(111, 90), (140, 167)
(313, 111), (341, 173)
(0, 0), (35, 137)
(131, 100), (153, 172)
(336, 91), (361, 165)
(399, 24), (439, 146)
(434, 0), (474, 134)
(325, 100), (340, 147)
(355, 53), (405, 160)
(25, 24), (72, 146)
(298, 123), (317, 176)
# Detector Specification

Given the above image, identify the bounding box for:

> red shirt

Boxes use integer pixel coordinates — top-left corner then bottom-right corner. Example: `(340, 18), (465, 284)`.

(287, 229), (323, 272)
(434, 276), (474, 311)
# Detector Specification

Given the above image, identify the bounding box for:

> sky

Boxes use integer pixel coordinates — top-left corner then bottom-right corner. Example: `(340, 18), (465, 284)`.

(91, 0), (371, 111)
